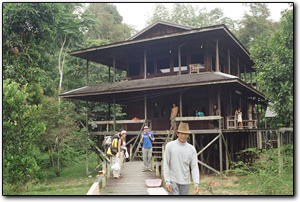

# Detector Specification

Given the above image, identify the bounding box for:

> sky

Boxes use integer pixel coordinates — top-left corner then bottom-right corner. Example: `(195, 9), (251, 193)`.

(113, 2), (292, 31)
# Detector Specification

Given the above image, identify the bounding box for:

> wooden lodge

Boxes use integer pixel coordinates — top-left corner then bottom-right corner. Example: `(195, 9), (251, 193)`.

(60, 21), (291, 177)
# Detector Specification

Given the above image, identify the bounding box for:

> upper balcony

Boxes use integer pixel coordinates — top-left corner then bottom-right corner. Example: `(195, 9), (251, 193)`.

(68, 22), (256, 87)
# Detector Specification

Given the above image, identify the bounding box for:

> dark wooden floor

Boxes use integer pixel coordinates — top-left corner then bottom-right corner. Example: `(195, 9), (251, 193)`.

(100, 161), (161, 195)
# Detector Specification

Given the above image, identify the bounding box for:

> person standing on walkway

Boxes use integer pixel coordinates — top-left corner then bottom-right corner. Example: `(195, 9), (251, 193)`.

(111, 130), (125, 179)
(170, 103), (178, 130)
(164, 122), (200, 195)
(140, 126), (155, 172)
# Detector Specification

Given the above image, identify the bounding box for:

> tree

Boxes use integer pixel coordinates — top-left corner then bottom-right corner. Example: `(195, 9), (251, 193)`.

(236, 3), (278, 49)
(250, 7), (293, 126)
(3, 3), (60, 87)
(39, 97), (86, 176)
(3, 80), (46, 183)
(85, 3), (133, 43)
(56, 3), (98, 105)
(146, 3), (236, 31)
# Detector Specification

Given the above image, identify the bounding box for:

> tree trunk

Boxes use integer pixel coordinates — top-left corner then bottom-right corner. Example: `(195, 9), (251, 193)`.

(58, 36), (71, 105)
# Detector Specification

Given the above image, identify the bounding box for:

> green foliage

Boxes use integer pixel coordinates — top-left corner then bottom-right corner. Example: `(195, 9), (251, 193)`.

(250, 8), (293, 126)
(85, 3), (133, 42)
(3, 79), (46, 183)
(146, 3), (236, 31)
(236, 3), (278, 49)
(229, 144), (293, 195)
(3, 3), (61, 85)
(39, 97), (87, 176)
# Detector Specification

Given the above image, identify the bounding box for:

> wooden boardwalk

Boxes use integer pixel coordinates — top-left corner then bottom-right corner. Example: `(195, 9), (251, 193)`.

(101, 161), (165, 195)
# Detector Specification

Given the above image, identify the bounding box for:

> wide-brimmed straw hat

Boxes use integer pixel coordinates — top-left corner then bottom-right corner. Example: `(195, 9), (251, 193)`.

(177, 122), (191, 134)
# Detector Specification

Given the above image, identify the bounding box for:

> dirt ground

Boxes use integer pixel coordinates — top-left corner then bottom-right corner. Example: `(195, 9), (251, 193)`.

(192, 174), (249, 195)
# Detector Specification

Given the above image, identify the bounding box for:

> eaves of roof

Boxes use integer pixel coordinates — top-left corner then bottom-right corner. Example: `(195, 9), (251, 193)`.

(60, 72), (264, 99)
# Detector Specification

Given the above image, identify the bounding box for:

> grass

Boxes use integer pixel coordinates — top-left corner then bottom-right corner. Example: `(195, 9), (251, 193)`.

(4, 153), (101, 195)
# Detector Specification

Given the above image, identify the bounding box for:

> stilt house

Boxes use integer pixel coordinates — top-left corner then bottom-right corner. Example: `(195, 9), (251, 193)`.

(60, 21), (270, 175)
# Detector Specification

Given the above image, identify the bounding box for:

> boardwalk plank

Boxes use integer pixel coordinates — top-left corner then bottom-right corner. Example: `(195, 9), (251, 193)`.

(101, 161), (162, 195)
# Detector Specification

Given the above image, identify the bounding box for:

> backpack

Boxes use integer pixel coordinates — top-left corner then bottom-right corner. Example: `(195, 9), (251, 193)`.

(111, 134), (120, 150)
(110, 134), (122, 156)
(103, 136), (113, 148)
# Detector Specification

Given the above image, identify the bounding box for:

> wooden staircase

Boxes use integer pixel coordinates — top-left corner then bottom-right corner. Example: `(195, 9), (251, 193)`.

(131, 123), (176, 162)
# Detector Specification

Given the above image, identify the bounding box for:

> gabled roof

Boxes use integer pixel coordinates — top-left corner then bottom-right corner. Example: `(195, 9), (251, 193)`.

(68, 23), (252, 69)
(126, 20), (194, 41)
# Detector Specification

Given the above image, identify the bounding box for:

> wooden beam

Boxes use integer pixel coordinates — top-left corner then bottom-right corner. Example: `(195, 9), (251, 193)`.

(144, 48), (147, 79)
(217, 87), (221, 129)
(89, 119), (147, 125)
(86, 55), (89, 86)
(178, 46), (181, 75)
(228, 49), (231, 74)
(216, 39), (220, 72)
(219, 132), (223, 173)
(237, 58), (240, 78)
(113, 94), (116, 132)
(179, 91), (183, 117)
(86, 101), (89, 175)
(244, 65), (247, 83)
(113, 56), (116, 83)
(229, 90), (233, 115)
(144, 92), (147, 121)
(197, 133), (221, 156)
(198, 160), (221, 176)
(175, 116), (222, 121)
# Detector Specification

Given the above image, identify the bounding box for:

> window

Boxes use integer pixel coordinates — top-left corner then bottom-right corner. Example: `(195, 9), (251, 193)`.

(157, 58), (170, 73)
(147, 60), (154, 75)
(174, 55), (187, 72)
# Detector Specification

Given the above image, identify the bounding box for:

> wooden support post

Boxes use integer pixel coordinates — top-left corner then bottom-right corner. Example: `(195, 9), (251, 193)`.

(251, 71), (253, 86)
(228, 49), (231, 74)
(86, 55), (89, 86)
(144, 92), (147, 122)
(277, 130), (283, 174)
(108, 66), (111, 83)
(161, 146), (165, 184)
(200, 136), (204, 172)
(192, 134), (195, 148)
(178, 46), (181, 75)
(179, 91), (183, 117)
(97, 135), (100, 165)
(229, 90), (233, 115)
(237, 58), (240, 78)
(219, 133), (223, 175)
(244, 65), (247, 83)
(216, 39), (220, 72)
(86, 101), (89, 175)
(130, 144), (133, 161)
(144, 48), (147, 79)
(113, 94), (116, 132)
(217, 87), (221, 128)
(225, 134), (229, 173)
(113, 56), (116, 83)
(152, 157), (155, 171)
(102, 161), (106, 188)
(156, 162), (160, 177)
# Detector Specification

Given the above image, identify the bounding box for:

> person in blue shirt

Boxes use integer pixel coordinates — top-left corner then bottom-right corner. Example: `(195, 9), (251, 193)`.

(140, 126), (155, 172)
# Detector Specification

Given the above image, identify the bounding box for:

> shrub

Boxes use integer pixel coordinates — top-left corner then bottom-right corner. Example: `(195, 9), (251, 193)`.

(229, 144), (293, 195)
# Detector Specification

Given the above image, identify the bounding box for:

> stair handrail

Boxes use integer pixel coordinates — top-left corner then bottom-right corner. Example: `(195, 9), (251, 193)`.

(130, 121), (146, 161)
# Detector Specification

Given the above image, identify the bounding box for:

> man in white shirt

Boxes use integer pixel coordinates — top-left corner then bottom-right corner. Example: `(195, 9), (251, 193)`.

(164, 122), (200, 195)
